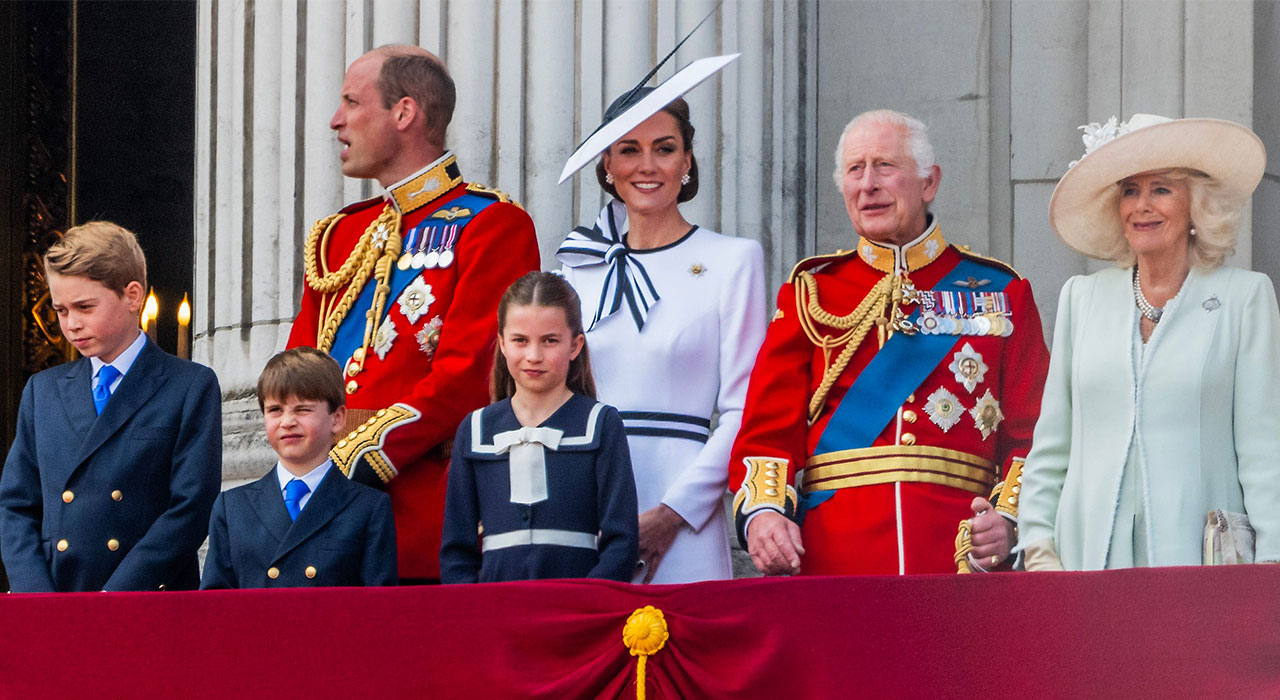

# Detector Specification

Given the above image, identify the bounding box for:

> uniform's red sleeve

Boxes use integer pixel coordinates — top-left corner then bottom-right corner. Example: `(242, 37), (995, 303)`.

(375, 203), (539, 474)
(994, 278), (1050, 476)
(727, 280), (810, 543)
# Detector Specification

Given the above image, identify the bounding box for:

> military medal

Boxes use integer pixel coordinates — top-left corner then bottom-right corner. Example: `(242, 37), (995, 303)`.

(398, 223), (422, 270)
(416, 225), (438, 268)
(437, 224), (460, 269)
(412, 223), (434, 268)
(924, 387), (965, 432)
(949, 343), (988, 393)
(397, 276), (435, 324)
(373, 316), (398, 360)
(416, 316), (444, 358)
(969, 389), (1004, 439)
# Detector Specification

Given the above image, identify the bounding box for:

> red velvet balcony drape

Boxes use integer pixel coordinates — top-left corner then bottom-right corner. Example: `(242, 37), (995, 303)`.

(2, 566), (1277, 699)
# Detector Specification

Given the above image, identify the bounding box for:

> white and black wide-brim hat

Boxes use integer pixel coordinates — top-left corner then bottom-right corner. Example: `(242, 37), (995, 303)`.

(1048, 113), (1266, 260)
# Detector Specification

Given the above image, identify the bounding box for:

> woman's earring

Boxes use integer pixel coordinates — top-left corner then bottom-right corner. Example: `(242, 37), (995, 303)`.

(605, 172), (614, 185)
(681, 173), (691, 186)
(1190, 224), (1198, 237)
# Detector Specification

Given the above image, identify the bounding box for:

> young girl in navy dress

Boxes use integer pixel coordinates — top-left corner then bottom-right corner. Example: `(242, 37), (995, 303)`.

(440, 272), (639, 582)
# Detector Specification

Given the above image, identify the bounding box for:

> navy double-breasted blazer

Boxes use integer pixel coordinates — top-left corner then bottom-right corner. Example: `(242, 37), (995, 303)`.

(200, 467), (397, 589)
(0, 339), (222, 592)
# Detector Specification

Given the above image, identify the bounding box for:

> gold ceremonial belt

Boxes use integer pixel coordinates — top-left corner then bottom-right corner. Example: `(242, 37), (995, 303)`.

(801, 445), (997, 496)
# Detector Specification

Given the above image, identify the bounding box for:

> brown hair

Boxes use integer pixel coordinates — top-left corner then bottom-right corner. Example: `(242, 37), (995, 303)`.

(491, 272), (596, 402)
(257, 346), (346, 413)
(375, 46), (456, 142)
(596, 97), (699, 203)
(43, 220), (147, 294)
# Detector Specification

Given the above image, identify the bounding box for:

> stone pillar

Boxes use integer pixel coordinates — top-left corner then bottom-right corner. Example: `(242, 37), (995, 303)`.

(194, 0), (816, 481)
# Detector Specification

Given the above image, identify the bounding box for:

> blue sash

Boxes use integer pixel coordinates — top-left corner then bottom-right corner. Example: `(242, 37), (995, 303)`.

(331, 193), (495, 367)
(803, 258), (1014, 511)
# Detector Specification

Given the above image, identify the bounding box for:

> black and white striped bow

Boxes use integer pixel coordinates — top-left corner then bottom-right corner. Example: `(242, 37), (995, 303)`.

(556, 200), (660, 332)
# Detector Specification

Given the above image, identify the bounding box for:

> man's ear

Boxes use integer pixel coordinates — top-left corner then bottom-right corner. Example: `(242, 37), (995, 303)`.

(122, 280), (146, 314)
(393, 96), (420, 133)
(921, 164), (942, 205)
(330, 406), (347, 441)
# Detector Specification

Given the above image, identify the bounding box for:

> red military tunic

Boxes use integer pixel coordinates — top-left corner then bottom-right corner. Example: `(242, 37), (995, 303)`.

(729, 220), (1050, 575)
(288, 153), (540, 579)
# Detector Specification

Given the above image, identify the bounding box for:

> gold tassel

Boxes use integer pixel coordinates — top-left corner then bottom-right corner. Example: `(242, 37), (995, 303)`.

(622, 606), (669, 700)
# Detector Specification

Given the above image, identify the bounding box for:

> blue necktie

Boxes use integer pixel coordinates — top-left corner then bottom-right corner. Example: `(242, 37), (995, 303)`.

(93, 365), (121, 415)
(283, 479), (310, 521)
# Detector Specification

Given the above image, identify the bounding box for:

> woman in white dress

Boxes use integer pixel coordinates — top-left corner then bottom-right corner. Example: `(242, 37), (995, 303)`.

(1019, 114), (1280, 570)
(558, 87), (766, 584)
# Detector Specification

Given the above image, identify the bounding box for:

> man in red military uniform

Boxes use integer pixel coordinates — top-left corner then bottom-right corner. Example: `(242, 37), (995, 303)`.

(730, 109), (1050, 576)
(288, 46), (539, 582)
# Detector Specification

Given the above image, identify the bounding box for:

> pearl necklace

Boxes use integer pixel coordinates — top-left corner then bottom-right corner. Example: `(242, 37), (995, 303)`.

(1132, 267), (1163, 323)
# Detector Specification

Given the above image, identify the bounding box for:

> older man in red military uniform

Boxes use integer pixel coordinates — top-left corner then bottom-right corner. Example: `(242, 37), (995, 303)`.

(288, 46), (539, 582)
(730, 109), (1050, 576)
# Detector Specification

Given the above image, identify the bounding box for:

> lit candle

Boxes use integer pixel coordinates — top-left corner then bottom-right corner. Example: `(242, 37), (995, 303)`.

(144, 290), (159, 342)
(177, 293), (191, 360)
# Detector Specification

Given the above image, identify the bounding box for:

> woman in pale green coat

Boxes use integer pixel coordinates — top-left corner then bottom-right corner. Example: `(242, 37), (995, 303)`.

(1019, 114), (1280, 570)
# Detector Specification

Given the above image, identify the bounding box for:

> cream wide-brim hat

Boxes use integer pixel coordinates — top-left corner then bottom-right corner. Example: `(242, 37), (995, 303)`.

(1048, 114), (1266, 260)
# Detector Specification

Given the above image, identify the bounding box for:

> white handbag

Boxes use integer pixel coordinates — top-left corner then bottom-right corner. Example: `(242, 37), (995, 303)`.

(1203, 510), (1255, 565)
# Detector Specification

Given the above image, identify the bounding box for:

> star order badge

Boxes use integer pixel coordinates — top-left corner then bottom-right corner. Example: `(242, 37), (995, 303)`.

(373, 316), (397, 361)
(969, 389), (1004, 439)
(416, 316), (444, 358)
(398, 276), (436, 324)
(949, 342), (988, 393)
(924, 386), (965, 432)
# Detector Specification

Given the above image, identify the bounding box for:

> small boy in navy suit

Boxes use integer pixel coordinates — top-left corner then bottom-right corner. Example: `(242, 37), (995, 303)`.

(200, 347), (396, 588)
(0, 221), (222, 592)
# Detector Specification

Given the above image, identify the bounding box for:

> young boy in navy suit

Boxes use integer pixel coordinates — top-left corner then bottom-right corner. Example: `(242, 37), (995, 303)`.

(200, 347), (396, 588)
(0, 221), (222, 592)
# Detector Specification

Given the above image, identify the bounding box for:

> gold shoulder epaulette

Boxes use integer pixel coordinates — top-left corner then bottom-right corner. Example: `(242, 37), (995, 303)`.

(465, 183), (524, 211)
(787, 248), (858, 284)
(329, 403), (421, 484)
(955, 245), (1023, 280)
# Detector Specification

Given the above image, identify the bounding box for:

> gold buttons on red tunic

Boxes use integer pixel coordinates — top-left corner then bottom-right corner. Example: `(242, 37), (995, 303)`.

(902, 410), (918, 424)
(901, 433), (917, 446)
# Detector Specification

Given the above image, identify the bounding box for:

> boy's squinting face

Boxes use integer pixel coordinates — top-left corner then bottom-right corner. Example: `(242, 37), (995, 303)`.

(47, 272), (144, 363)
(263, 395), (346, 476)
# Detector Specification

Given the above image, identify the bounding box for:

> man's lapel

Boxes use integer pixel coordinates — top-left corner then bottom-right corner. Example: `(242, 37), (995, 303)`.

(274, 468), (356, 561)
(71, 340), (168, 471)
(247, 470), (293, 544)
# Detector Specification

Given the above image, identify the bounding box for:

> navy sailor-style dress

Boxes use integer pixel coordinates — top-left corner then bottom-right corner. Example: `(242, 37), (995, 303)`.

(440, 393), (639, 583)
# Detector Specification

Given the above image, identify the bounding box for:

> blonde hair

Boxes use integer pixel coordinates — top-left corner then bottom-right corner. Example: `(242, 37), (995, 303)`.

(44, 221), (147, 294)
(1111, 168), (1242, 270)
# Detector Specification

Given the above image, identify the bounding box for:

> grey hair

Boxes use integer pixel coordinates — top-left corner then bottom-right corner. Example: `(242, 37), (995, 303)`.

(831, 109), (936, 189)
(1111, 168), (1242, 270)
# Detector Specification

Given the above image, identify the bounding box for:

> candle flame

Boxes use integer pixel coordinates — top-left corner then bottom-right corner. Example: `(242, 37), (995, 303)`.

(178, 293), (191, 326)
(144, 291), (159, 322)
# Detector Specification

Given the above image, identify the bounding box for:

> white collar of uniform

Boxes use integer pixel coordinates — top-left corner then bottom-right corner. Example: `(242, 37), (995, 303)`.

(89, 329), (147, 385)
(275, 458), (332, 495)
